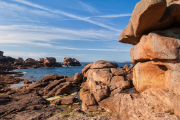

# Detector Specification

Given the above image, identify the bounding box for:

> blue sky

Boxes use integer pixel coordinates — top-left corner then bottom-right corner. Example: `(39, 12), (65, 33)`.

(0, 0), (140, 62)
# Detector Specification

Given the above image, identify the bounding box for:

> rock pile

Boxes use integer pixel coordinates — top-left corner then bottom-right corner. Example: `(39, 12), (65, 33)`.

(22, 73), (83, 97)
(80, 60), (134, 112)
(116, 0), (180, 119)
(63, 57), (81, 66)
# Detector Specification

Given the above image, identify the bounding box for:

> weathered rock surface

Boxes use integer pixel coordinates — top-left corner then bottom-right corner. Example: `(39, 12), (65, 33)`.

(117, 0), (180, 119)
(133, 61), (167, 93)
(80, 60), (134, 112)
(91, 60), (118, 69)
(131, 29), (180, 64)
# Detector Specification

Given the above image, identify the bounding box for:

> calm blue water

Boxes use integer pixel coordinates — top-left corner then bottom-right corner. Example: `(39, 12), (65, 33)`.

(13, 62), (133, 81)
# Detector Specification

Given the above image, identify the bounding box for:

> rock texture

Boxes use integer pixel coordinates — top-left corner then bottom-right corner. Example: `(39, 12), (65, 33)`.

(118, 0), (180, 119)
(80, 60), (134, 112)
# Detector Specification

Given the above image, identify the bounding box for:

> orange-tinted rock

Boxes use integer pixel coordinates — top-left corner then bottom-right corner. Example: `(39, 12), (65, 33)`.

(152, 62), (180, 96)
(131, 29), (180, 64)
(133, 61), (167, 93)
(119, 0), (166, 44)
(90, 60), (118, 69)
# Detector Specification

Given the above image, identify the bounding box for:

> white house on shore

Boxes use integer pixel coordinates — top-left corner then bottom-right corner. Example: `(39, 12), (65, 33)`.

(0, 51), (4, 64)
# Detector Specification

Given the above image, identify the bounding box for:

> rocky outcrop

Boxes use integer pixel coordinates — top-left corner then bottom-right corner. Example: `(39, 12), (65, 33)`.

(119, 0), (180, 45)
(63, 57), (81, 66)
(117, 0), (180, 119)
(24, 58), (36, 67)
(14, 57), (24, 65)
(44, 57), (62, 67)
(80, 60), (134, 112)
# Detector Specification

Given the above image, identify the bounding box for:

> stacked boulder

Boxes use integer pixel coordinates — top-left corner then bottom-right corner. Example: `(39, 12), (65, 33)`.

(63, 57), (81, 66)
(116, 0), (180, 119)
(80, 60), (134, 111)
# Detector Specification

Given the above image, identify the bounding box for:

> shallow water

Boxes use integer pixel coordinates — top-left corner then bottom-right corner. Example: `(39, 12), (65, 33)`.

(13, 62), (133, 81)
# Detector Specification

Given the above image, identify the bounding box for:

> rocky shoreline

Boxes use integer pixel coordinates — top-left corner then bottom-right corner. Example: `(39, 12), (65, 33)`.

(0, 57), (81, 72)
(0, 60), (134, 120)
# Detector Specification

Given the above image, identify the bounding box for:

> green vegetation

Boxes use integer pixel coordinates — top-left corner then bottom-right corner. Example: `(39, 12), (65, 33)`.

(3, 56), (15, 63)
(170, 112), (174, 115)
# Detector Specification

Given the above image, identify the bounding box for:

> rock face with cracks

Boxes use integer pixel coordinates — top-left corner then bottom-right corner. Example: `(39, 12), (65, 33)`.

(80, 60), (134, 112)
(117, 0), (180, 119)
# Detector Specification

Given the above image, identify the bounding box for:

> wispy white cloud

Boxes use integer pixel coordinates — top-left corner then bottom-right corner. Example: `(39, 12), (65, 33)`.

(4, 51), (88, 60)
(0, 25), (120, 43)
(0, 1), (60, 20)
(95, 14), (132, 18)
(79, 1), (99, 14)
(11, 0), (120, 31)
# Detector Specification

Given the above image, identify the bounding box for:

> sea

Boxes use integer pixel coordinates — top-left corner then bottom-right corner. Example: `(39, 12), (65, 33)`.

(11, 62), (133, 87)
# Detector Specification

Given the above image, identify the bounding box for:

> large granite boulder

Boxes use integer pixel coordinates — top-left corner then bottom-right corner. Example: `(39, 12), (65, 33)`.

(119, 0), (180, 45)
(131, 28), (180, 64)
(63, 57), (81, 66)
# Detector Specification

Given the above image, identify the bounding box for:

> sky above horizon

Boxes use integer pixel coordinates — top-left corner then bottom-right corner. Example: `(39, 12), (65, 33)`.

(0, 0), (140, 62)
